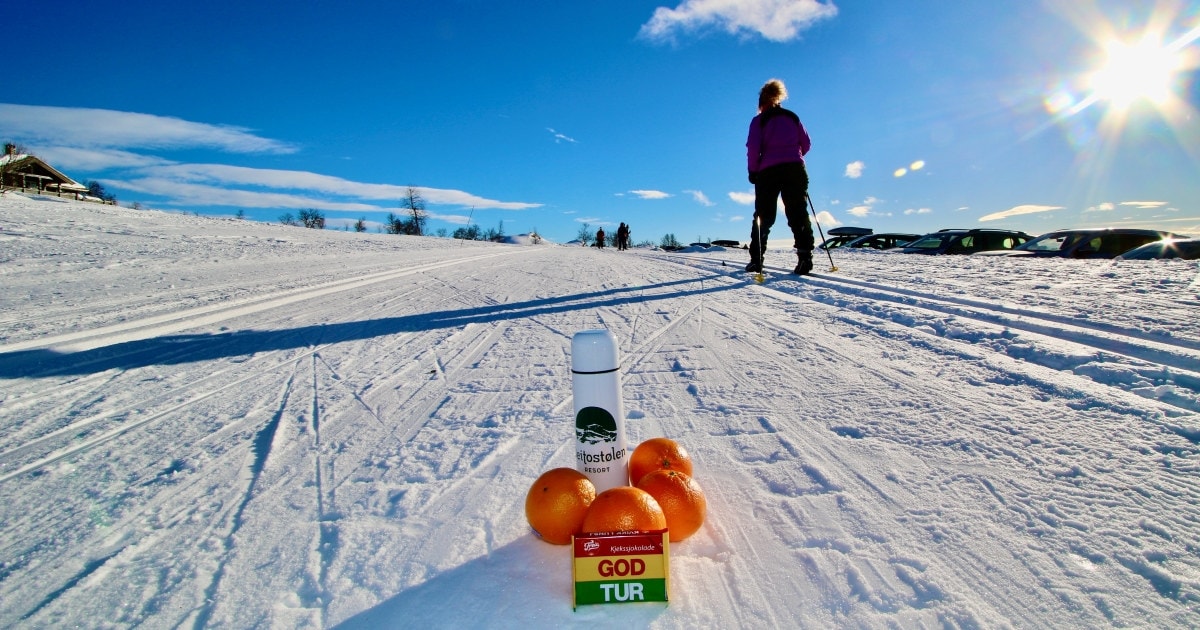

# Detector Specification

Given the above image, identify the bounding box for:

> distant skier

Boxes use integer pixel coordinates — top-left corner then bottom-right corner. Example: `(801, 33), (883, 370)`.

(596, 227), (606, 249)
(745, 78), (813, 275)
(616, 223), (630, 251)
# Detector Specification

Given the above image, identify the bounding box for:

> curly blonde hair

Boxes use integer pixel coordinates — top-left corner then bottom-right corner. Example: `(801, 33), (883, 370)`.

(758, 79), (787, 110)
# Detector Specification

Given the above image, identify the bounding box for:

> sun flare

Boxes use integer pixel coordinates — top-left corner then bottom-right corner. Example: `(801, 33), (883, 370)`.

(1089, 36), (1182, 108)
(1039, 7), (1199, 145)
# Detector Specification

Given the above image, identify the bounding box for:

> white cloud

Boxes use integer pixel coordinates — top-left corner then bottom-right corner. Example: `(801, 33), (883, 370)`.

(978, 204), (1063, 222)
(118, 178), (385, 212)
(126, 163), (541, 210)
(844, 161), (864, 178)
(814, 210), (840, 228)
(1084, 202), (1115, 213)
(420, 188), (541, 209)
(685, 189), (715, 206)
(629, 190), (672, 199)
(425, 212), (473, 225)
(904, 207), (933, 215)
(2, 104), (542, 213)
(35, 146), (174, 170)
(640, 0), (838, 43)
(1120, 200), (1168, 209)
(0, 103), (297, 153)
(844, 196), (880, 217)
(728, 190), (755, 205)
(147, 163), (375, 194)
(547, 128), (577, 143)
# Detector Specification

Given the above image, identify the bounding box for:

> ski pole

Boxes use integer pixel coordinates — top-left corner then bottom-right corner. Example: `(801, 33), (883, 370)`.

(806, 193), (838, 272)
(754, 216), (765, 283)
(459, 206), (475, 246)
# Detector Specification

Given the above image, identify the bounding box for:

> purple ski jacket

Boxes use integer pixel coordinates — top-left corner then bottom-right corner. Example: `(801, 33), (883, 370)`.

(746, 106), (811, 175)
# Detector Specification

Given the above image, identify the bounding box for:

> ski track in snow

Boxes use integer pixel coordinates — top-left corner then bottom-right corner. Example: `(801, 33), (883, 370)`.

(1, 195), (1198, 627)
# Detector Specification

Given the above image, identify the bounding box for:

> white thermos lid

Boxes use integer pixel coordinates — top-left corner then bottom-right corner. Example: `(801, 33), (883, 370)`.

(571, 329), (619, 374)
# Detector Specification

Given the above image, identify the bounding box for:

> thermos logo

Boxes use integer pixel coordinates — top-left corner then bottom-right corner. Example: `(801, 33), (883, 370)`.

(576, 406), (618, 445)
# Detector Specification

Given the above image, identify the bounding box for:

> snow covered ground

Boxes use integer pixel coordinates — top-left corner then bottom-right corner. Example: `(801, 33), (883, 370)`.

(1, 192), (1198, 628)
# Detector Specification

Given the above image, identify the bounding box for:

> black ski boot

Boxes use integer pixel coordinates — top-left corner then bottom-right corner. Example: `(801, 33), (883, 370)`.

(793, 250), (813, 275)
(745, 246), (765, 273)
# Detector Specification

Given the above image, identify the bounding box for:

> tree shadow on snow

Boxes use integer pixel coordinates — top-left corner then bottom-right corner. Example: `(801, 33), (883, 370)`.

(1, 274), (739, 378)
(333, 534), (668, 628)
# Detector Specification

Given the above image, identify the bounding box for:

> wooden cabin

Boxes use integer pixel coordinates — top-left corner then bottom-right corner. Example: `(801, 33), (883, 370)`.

(1, 143), (91, 198)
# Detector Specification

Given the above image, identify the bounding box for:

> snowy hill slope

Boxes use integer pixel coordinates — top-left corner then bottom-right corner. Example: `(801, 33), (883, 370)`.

(1, 193), (1198, 627)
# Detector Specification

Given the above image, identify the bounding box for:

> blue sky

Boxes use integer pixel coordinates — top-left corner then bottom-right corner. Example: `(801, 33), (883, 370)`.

(3, 0), (1198, 244)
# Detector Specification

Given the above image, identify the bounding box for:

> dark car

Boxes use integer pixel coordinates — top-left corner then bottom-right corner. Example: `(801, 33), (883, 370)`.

(899, 229), (1032, 255)
(1117, 237), (1200, 260)
(711, 239), (742, 248)
(844, 233), (921, 250)
(983, 228), (1185, 259)
(819, 226), (872, 250)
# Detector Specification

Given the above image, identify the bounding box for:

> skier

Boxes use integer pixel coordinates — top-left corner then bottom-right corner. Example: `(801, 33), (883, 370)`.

(745, 78), (813, 275)
(616, 223), (629, 251)
(596, 227), (606, 249)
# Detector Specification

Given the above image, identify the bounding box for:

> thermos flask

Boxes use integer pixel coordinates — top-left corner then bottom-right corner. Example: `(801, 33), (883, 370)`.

(572, 329), (629, 491)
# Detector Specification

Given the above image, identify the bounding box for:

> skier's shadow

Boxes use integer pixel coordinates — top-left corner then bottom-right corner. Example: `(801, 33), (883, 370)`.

(0, 274), (740, 378)
(333, 534), (668, 628)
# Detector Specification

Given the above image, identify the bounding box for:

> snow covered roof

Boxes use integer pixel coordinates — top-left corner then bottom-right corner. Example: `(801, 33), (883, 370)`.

(0, 153), (88, 192)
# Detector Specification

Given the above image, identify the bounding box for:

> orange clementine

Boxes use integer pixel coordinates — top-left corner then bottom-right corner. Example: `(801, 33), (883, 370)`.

(581, 486), (667, 534)
(525, 468), (596, 545)
(636, 469), (707, 542)
(628, 437), (693, 486)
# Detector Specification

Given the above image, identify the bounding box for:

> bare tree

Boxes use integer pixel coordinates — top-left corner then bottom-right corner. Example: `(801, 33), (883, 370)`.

(576, 222), (592, 246)
(400, 186), (428, 236)
(298, 208), (325, 229)
(1, 142), (28, 193)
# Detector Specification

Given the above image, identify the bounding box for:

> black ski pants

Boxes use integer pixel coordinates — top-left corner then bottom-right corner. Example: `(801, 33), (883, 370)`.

(749, 161), (812, 259)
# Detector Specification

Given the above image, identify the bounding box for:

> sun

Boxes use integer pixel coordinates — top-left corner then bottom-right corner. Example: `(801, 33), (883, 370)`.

(1039, 12), (1199, 130)
(1089, 35), (1183, 108)
(1031, 4), (1200, 204)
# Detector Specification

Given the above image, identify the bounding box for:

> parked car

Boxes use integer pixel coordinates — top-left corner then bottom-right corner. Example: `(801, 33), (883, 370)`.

(844, 233), (921, 250)
(980, 228), (1185, 259)
(819, 226), (872, 250)
(1116, 237), (1200, 260)
(899, 229), (1032, 255)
